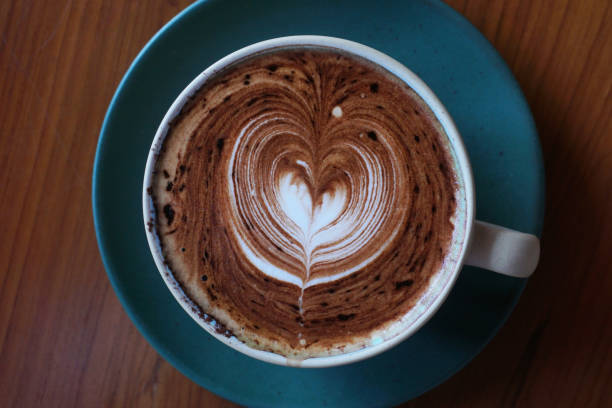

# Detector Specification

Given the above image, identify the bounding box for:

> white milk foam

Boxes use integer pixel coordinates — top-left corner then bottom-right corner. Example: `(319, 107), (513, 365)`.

(225, 109), (406, 290)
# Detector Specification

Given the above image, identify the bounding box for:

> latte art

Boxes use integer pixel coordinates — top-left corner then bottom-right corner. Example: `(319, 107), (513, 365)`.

(226, 101), (407, 289)
(150, 49), (462, 358)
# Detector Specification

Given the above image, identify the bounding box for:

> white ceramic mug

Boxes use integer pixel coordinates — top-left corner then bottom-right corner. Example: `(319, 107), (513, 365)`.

(143, 36), (540, 368)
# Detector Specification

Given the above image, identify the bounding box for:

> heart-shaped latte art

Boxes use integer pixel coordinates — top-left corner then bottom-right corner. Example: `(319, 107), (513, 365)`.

(225, 104), (408, 289)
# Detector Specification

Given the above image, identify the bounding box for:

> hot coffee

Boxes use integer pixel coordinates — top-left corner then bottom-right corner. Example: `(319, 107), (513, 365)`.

(149, 48), (462, 358)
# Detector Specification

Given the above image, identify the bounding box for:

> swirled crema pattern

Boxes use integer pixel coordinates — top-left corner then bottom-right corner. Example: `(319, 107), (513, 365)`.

(151, 49), (462, 358)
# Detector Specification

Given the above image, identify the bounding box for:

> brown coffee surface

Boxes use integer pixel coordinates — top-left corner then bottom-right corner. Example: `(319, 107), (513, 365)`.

(150, 48), (459, 358)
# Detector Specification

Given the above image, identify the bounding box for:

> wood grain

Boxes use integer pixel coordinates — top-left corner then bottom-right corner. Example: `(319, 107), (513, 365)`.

(0, 0), (610, 407)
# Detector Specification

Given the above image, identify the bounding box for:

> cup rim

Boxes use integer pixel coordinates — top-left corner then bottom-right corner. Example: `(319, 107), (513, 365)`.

(142, 35), (476, 368)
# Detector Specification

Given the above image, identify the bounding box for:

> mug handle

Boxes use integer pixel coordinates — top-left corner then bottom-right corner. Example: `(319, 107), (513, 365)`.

(464, 220), (540, 278)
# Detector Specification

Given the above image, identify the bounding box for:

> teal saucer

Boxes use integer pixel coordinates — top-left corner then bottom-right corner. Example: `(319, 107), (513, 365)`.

(93, 0), (544, 406)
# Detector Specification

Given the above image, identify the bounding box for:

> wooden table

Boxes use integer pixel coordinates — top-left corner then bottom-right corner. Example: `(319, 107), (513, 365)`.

(1, 0), (610, 406)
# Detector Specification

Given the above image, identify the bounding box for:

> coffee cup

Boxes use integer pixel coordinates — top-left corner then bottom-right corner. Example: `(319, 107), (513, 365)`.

(143, 36), (539, 368)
